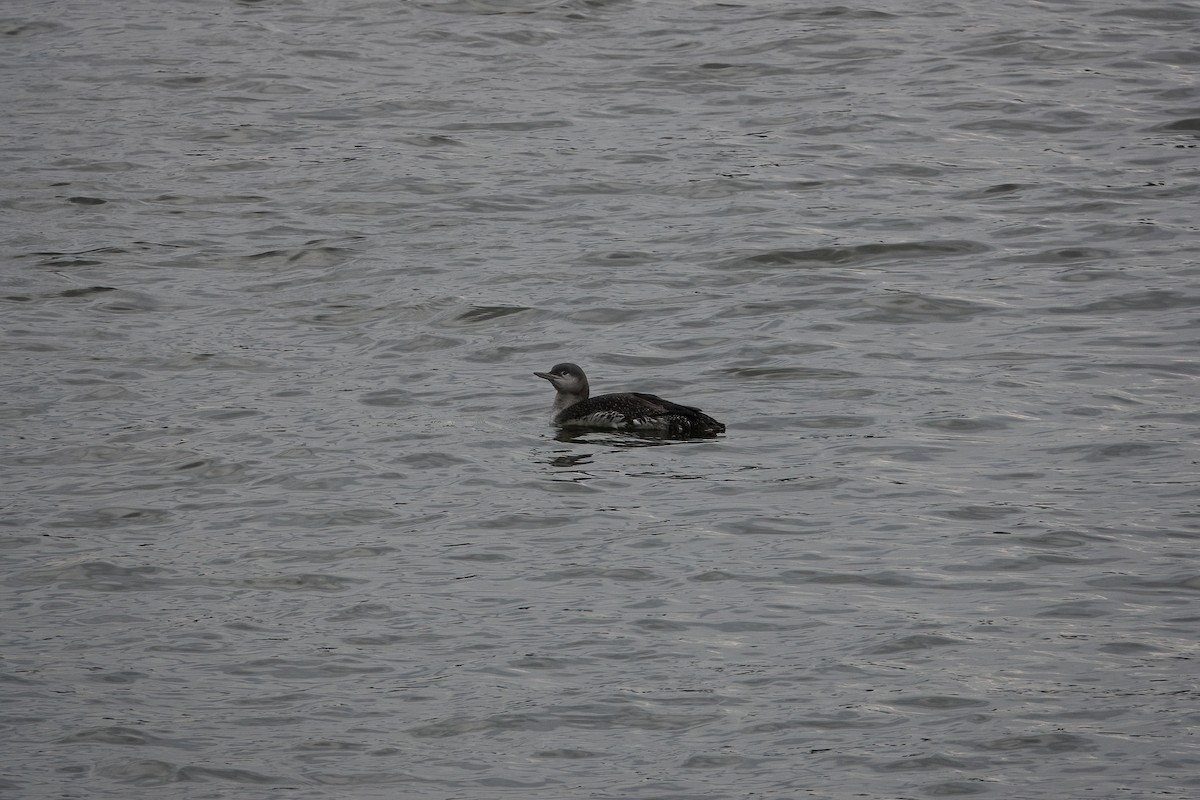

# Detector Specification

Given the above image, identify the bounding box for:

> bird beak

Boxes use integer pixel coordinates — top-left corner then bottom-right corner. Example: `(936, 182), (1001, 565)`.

(534, 371), (554, 382)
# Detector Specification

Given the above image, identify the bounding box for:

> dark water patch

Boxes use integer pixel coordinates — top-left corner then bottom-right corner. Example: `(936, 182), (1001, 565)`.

(764, 5), (899, 21)
(865, 635), (966, 655)
(1044, 289), (1200, 314)
(216, 573), (362, 592)
(740, 715), (885, 734)
(1102, 360), (1200, 377)
(720, 366), (859, 380)
(171, 458), (253, 484)
(730, 342), (837, 358)
(1036, 600), (1111, 619)
(955, 116), (1096, 134)
(954, 528), (1093, 551)
(240, 545), (395, 564)
(534, 748), (604, 759)
(440, 119), (571, 132)
(411, 705), (720, 738)
(1088, 573), (1200, 595)
(1020, 246), (1117, 264)
(1095, 5), (1200, 20)
(937, 504), (1035, 521)
(239, 508), (404, 529)
(1017, 529), (1108, 549)
(2, 20), (65, 36)
(58, 285), (117, 298)
(93, 759), (184, 786)
(177, 765), (286, 785)
(45, 507), (173, 529)
(566, 304), (692, 324)
(457, 194), (553, 213)
(878, 752), (975, 772)
(681, 752), (755, 768)
(375, 333), (465, 354)
(579, 250), (662, 266)
(1052, 268), (1127, 283)
(241, 241), (361, 269)
(1037, 441), (1174, 463)
(531, 179), (647, 197)
(306, 769), (426, 786)
(154, 74), (214, 89)
(294, 739), (370, 753)
(475, 513), (579, 531)
(1097, 640), (1168, 656)
(326, 602), (397, 621)
(920, 780), (991, 796)
(949, 551), (1106, 574)
(446, 549), (514, 563)
(973, 733), (1095, 754)
(957, 347), (1057, 363)
(342, 632), (446, 646)
(689, 569), (740, 582)
(1159, 116), (1200, 133)
(533, 566), (660, 583)
(188, 407), (263, 423)
(61, 367), (148, 385)
(838, 442), (955, 462)
(146, 636), (230, 654)
(508, 654), (573, 670)
(12, 445), (169, 467)
(954, 182), (1027, 199)
(14, 560), (169, 591)
(719, 517), (824, 536)
(143, 352), (269, 371)
(890, 694), (988, 710)
(393, 451), (471, 468)
(359, 388), (415, 407)
(396, 132), (468, 148)
(722, 240), (988, 269)
(791, 415), (873, 429)
(82, 289), (164, 314)
(850, 291), (999, 323)
(717, 297), (827, 317)
(67, 369), (140, 393)
(86, 669), (149, 684)
(778, 569), (921, 588)
(438, 304), (538, 327)
(918, 415), (1020, 433)
(57, 726), (183, 747)
(292, 302), (407, 328)
(220, 657), (390, 679)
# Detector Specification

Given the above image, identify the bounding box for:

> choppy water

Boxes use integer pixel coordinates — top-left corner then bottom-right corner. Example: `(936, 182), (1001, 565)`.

(3, 0), (1199, 798)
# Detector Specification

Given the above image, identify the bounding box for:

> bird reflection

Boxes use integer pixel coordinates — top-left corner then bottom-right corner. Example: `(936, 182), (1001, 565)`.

(548, 452), (593, 468)
(552, 429), (697, 448)
(543, 430), (713, 475)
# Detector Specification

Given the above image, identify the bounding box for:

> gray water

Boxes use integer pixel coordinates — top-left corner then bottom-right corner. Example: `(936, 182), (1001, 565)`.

(3, 0), (1198, 798)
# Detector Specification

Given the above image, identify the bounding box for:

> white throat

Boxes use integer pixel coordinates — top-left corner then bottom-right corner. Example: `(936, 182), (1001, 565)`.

(551, 391), (584, 417)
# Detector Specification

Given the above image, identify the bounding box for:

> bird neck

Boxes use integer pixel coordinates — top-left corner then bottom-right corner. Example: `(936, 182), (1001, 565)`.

(553, 386), (587, 413)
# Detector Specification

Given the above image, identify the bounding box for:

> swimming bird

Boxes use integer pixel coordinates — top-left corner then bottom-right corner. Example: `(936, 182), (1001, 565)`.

(534, 362), (725, 437)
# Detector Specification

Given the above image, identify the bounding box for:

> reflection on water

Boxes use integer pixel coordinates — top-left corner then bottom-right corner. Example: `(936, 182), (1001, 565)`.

(547, 452), (593, 469)
(552, 429), (723, 446)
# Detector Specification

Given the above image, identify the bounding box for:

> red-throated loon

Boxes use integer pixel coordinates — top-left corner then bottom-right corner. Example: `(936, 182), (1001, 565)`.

(534, 363), (725, 437)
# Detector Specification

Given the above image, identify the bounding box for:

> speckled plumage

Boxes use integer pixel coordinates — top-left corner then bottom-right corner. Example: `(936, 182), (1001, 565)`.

(534, 363), (725, 437)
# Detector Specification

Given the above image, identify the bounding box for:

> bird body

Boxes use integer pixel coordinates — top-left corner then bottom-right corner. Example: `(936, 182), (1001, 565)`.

(534, 363), (725, 437)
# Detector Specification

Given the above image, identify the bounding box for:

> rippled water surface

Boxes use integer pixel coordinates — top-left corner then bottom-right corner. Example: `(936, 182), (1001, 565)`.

(3, 0), (1199, 797)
